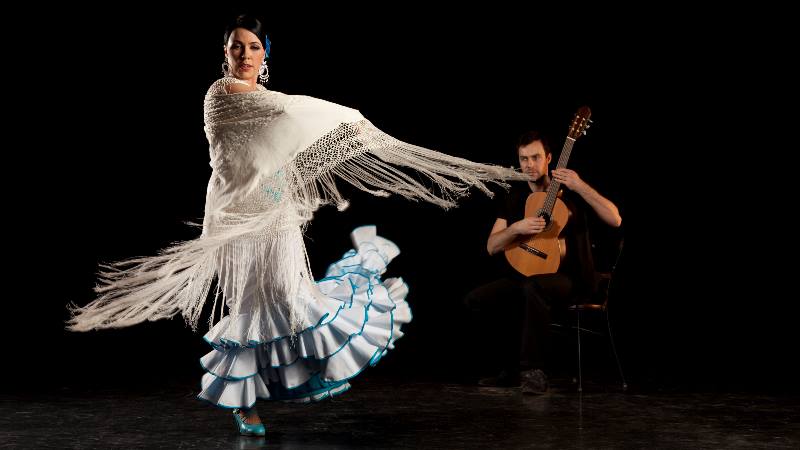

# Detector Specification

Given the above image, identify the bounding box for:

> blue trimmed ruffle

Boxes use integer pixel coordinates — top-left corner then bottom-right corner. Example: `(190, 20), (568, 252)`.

(197, 225), (412, 408)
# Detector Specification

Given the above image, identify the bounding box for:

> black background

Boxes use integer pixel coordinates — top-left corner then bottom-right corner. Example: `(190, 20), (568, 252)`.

(4, 4), (795, 393)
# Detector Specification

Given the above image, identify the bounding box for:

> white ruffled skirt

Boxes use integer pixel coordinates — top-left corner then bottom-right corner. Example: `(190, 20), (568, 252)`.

(197, 225), (411, 408)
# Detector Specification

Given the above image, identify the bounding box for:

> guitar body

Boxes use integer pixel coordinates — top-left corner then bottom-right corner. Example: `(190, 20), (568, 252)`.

(504, 192), (569, 276)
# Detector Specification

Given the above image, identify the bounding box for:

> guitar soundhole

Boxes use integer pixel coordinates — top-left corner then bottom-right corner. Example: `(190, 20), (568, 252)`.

(536, 209), (553, 231)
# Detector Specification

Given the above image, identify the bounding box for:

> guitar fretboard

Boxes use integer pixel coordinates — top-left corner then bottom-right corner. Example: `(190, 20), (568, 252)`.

(542, 137), (575, 215)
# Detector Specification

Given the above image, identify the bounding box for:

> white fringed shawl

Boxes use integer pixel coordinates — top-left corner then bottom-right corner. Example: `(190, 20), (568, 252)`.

(67, 77), (528, 339)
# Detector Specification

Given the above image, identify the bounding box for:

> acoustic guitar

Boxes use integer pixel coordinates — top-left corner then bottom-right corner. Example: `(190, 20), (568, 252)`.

(504, 106), (592, 276)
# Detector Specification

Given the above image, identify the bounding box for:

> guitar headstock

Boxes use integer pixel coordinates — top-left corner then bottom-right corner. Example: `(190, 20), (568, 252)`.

(567, 106), (592, 140)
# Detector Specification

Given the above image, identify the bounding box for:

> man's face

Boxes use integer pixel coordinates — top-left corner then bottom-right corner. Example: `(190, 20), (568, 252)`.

(518, 140), (551, 182)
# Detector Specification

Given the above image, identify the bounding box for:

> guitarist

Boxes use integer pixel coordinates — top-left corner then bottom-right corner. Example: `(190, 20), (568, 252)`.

(464, 130), (622, 394)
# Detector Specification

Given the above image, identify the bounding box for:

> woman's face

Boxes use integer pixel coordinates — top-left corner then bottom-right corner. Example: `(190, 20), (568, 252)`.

(224, 28), (266, 81)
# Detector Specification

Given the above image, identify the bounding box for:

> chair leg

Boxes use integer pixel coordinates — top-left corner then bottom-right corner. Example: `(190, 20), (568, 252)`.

(576, 309), (583, 393)
(605, 309), (628, 391)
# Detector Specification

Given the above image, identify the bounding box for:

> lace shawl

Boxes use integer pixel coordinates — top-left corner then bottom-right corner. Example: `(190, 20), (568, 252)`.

(67, 77), (527, 337)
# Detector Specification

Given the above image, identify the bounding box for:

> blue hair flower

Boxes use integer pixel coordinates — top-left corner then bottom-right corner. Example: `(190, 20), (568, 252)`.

(264, 35), (271, 58)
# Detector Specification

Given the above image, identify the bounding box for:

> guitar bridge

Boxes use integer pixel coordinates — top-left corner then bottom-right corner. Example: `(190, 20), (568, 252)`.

(519, 243), (547, 259)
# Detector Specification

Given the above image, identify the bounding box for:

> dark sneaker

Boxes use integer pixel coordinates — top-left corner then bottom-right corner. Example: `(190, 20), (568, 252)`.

(521, 369), (548, 394)
(478, 370), (520, 387)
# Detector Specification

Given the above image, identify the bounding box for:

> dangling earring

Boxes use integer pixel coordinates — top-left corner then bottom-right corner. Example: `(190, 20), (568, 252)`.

(258, 60), (269, 85)
(221, 60), (230, 77)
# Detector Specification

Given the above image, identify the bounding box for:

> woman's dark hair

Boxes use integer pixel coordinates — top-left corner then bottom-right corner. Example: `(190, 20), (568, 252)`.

(517, 130), (552, 156)
(223, 14), (267, 46)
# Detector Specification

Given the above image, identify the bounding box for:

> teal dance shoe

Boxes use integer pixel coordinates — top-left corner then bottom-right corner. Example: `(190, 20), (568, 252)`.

(232, 408), (266, 436)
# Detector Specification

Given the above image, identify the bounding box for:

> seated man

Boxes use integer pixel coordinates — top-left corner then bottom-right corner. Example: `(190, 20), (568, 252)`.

(464, 130), (622, 394)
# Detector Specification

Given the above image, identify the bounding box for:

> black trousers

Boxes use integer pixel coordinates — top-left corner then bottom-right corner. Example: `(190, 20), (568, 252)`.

(463, 273), (573, 373)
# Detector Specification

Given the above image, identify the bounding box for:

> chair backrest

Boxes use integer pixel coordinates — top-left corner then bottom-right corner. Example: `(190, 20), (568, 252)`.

(587, 234), (624, 309)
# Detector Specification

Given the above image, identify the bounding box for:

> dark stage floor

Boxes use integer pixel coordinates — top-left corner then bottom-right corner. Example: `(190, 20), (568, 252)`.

(2, 375), (798, 449)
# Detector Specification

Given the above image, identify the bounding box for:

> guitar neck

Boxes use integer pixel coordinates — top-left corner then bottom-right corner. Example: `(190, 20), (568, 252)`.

(542, 137), (575, 213)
